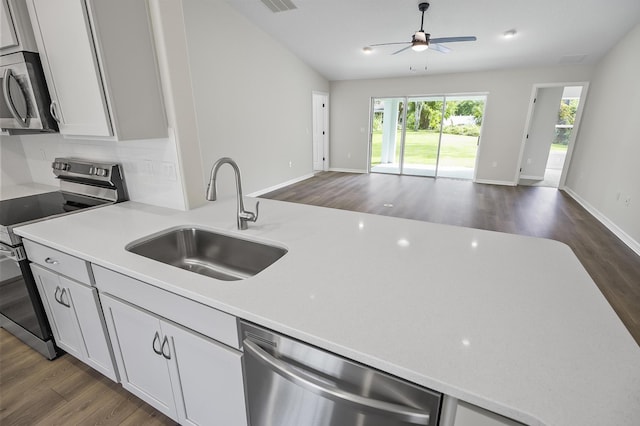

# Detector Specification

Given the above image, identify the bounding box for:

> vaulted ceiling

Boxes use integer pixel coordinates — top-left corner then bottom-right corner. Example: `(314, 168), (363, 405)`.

(224, 0), (640, 81)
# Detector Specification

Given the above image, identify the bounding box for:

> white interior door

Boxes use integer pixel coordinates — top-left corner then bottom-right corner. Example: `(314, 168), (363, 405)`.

(520, 87), (564, 179)
(312, 92), (329, 171)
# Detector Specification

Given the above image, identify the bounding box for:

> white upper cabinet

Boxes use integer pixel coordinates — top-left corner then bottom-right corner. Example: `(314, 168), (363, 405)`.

(26, 0), (167, 140)
(0, 0), (38, 54)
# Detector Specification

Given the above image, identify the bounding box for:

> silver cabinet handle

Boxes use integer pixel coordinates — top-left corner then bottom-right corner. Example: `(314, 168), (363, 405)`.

(54, 286), (62, 304)
(49, 100), (61, 123)
(45, 257), (59, 265)
(54, 286), (71, 308)
(152, 331), (162, 355)
(161, 336), (171, 360)
(2, 68), (29, 127)
(243, 339), (431, 425)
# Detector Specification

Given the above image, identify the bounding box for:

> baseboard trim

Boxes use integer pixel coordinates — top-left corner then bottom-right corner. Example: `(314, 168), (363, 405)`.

(563, 187), (640, 256)
(519, 175), (544, 180)
(248, 174), (314, 197)
(328, 168), (367, 174)
(474, 179), (517, 186)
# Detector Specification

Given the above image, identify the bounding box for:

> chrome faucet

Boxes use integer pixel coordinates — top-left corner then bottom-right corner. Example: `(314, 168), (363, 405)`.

(206, 157), (259, 230)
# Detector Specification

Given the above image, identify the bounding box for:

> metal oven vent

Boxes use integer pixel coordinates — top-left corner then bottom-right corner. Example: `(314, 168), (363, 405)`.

(260, 0), (297, 13)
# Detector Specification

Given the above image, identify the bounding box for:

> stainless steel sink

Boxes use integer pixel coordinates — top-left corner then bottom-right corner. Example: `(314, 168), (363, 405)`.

(126, 227), (287, 281)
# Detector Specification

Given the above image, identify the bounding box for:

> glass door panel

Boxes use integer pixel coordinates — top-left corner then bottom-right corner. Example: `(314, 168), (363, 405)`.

(437, 95), (485, 179)
(401, 97), (443, 177)
(370, 98), (405, 174)
(370, 94), (486, 180)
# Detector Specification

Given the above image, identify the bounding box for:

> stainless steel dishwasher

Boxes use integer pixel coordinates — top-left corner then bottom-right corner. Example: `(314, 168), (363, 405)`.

(240, 321), (442, 426)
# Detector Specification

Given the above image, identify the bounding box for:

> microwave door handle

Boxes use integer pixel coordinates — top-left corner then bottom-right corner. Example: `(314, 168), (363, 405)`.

(243, 339), (431, 425)
(49, 100), (61, 123)
(2, 68), (29, 128)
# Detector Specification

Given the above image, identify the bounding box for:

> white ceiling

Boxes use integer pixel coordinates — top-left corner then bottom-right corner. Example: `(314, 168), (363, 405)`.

(224, 0), (640, 81)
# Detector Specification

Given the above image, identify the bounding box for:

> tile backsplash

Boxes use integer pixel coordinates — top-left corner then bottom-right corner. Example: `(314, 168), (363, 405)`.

(1, 129), (187, 210)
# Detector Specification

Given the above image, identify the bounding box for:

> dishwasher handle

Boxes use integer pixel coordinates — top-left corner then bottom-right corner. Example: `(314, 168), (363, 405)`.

(243, 339), (431, 425)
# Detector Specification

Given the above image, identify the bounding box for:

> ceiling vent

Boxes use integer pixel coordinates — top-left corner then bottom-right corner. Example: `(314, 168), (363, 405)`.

(559, 54), (587, 64)
(260, 0), (297, 13)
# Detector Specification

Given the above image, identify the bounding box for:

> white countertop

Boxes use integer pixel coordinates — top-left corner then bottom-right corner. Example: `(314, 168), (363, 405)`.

(0, 183), (58, 201)
(15, 198), (640, 426)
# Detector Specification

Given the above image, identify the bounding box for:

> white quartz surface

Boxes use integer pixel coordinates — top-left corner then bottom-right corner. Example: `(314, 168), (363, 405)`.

(0, 183), (58, 201)
(15, 198), (640, 426)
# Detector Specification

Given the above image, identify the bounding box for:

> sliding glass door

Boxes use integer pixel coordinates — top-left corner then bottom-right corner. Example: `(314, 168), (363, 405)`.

(402, 97), (442, 177)
(370, 98), (405, 174)
(369, 94), (486, 180)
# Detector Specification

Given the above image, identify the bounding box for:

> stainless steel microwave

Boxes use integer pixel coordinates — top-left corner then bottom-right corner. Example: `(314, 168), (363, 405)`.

(0, 51), (57, 133)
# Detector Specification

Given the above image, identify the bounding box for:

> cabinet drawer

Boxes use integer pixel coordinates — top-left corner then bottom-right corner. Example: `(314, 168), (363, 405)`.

(23, 239), (92, 285)
(93, 265), (240, 349)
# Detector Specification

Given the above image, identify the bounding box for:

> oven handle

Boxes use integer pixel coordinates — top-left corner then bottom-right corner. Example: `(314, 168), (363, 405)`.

(243, 339), (431, 425)
(2, 68), (29, 128)
(0, 244), (25, 262)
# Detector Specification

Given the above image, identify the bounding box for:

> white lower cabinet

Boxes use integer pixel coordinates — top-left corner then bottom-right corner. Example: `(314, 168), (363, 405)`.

(101, 294), (247, 425)
(31, 263), (117, 381)
(454, 401), (524, 426)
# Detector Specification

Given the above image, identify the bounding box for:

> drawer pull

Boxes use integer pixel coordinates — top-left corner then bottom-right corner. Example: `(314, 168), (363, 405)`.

(45, 257), (60, 265)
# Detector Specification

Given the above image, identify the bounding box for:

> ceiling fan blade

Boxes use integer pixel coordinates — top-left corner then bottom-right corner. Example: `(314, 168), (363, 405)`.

(392, 45), (413, 55)
(429, 36), (477, 44)
(429, 43), (451, 54)
(369, 42), (411, 47)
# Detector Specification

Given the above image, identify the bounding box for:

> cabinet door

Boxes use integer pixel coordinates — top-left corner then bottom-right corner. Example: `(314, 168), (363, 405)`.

(454, 401), (524, 426)
(0, 0), (19, 51)
(62, 275), (118, 381)
(162, 321), (247, 426)
(31, 264), (85, 359)
(27, 0), (112, 136)
(101, 295), (178, 421)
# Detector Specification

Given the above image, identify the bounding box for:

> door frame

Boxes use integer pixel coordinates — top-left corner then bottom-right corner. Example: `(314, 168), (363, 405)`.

(516, 82), (590, 189)
(312, 91), (329, 172)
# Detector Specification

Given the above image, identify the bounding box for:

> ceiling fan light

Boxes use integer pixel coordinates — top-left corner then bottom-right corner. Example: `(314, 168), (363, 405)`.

(412, 42), (428, 52)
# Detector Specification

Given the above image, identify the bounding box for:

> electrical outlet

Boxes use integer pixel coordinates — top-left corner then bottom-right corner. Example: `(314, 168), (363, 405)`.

(140, 160), (153, 176)
(624, 196), (631, 207)
(161, 162), (177, 181)
(289, 161), (293, 168)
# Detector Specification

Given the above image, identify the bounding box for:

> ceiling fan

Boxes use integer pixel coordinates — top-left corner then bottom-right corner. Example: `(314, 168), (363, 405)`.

(368, 2), (477, 55)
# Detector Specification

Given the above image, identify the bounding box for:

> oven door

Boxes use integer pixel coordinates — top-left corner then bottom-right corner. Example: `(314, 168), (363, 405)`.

(0, 242), (52, 342)
(0, 52), (57, 132)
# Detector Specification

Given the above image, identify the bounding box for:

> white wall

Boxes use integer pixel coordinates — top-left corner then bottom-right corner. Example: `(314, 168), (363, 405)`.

(330, 65), (592, 184)
(0, 132), (186, 210)
(181, 0), (329, 199)
(0, 136), (32, 186)
(565, 23), (640, 249)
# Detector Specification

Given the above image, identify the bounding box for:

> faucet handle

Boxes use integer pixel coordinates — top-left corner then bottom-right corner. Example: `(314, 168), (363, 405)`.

(249, 201), (260, 222)
(240, 201), (259, 223)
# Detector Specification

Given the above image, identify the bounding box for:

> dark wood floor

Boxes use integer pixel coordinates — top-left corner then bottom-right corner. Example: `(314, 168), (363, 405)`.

(0, 329), (177, 425)
(261, 172), (640, 345)
(1, 171), (638, 425)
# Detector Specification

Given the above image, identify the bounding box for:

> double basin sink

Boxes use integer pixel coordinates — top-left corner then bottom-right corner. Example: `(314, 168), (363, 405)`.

(126, 227), (287, 281)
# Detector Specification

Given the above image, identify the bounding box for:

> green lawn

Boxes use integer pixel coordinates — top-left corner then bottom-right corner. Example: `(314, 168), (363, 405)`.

(371, 130), (478, 168)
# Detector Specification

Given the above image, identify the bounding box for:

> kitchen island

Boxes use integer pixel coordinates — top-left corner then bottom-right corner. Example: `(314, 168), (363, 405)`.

(15, 197), (640, 426)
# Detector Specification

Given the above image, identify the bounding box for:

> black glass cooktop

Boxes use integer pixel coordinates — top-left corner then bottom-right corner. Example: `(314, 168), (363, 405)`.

(0, 191), (111, 227)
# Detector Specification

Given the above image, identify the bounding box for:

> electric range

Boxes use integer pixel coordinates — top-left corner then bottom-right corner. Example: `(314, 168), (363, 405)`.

(0, 158), (127, 358)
